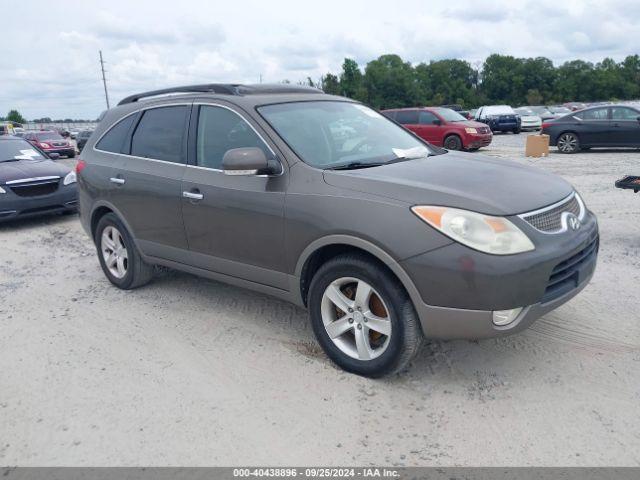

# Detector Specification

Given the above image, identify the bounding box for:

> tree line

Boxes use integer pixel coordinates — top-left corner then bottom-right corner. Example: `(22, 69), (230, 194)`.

(317, 54), (640, 110)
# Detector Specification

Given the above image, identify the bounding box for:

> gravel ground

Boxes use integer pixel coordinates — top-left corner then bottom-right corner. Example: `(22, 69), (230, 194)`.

(1, 134), (639, 466)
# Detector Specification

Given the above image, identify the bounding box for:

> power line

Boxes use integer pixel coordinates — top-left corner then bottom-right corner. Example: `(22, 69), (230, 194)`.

(99, 50), (110, 109)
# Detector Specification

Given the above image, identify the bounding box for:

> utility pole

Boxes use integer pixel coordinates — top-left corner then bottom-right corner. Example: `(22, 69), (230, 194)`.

(99, 50), (110, 109)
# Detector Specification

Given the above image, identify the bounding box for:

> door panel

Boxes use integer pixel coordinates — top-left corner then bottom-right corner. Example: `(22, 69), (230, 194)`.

(181, 104), (287, 289)
(574, 108), (611, 145)
(109, 104), (190, 254)
(115, 157), (188, 251)
(610, 107), (640, 145)
(181, 168), (287, 287)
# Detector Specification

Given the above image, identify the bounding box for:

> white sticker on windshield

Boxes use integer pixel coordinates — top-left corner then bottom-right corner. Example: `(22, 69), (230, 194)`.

(13, 155), (35, 160)
(353, 104), (383, 118)
(19, 149), (40, 157)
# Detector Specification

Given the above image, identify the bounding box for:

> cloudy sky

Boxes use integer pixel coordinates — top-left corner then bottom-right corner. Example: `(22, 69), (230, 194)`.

(2, 0), (639, 119)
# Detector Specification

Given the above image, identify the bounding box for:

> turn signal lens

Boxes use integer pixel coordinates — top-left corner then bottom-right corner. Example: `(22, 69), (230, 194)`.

(411, 206), (535, 255)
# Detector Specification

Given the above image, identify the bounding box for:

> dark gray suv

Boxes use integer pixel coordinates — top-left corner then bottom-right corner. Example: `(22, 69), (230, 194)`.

(78, 84), (599, 377)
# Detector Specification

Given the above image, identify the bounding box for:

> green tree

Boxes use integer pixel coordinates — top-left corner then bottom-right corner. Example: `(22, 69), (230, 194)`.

(415, 59), (478, 106)
(321, 73), (340, 95)
(339, 58), (366, 101)
(6, 109), (26, 124)
(525, 89), (543, 105)
(363, 54), (418, 109)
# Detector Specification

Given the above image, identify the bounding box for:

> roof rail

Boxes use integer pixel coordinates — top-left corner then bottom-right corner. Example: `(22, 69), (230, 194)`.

(117, 84), (241, 106)
(117, 83), (324, 106)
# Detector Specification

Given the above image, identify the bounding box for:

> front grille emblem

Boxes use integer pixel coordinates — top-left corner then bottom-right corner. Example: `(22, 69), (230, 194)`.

(567, 214), (581, 231)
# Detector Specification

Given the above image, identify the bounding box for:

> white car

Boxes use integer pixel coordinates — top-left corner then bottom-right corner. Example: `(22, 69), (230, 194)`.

(515, 107), (543, 131)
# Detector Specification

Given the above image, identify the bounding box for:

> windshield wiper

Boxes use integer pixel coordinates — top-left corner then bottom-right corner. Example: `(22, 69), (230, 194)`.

(326, 161), (387, 170)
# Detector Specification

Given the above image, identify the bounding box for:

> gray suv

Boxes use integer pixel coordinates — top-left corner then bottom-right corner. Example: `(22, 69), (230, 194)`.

(78, 84), (599, 377)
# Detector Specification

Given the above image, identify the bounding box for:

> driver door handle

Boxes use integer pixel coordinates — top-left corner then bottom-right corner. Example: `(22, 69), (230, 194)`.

(109, 177), (125, 185)
(183, 190), (204, 201)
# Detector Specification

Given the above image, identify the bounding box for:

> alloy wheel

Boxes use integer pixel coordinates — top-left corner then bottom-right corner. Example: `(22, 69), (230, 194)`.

(101, 225), (128, 279)
(320, 277), (392, 361)
(557, 133), (578, 153)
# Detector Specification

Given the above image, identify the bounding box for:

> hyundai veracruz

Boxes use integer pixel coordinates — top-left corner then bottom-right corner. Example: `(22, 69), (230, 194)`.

(77, 84), (599, 377)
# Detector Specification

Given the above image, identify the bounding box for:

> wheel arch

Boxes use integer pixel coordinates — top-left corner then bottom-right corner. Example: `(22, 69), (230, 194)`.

(294, 235), (422, 309)
(443, 132), (463, 148)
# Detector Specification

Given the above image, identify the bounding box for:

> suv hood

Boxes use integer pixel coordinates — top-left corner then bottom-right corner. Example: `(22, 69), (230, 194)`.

(323, 151), (573, 216)
(0, 159), (70, 184)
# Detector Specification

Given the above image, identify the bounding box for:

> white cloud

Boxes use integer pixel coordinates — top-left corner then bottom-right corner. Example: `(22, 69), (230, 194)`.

(0, 0), (638, 119)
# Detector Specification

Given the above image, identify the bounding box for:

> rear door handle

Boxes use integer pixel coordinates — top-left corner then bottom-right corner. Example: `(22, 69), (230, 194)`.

(183, 190), (204, 201)
(109, 177), (125, 185)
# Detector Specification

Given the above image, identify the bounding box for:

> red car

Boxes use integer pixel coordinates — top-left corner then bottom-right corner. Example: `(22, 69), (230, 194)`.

(382, 107), (492, 151)
(24, 130), (76, 158)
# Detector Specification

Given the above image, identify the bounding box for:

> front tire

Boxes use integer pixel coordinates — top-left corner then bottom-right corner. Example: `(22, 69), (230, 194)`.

(443, 135), (463, 151)
(512, 127), (521, 134)
(95, 213), (154, 289)
(557, 132), (580, 153)
(308, 254), (423, 377)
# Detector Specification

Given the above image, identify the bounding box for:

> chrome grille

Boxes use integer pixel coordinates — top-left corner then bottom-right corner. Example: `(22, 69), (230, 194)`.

(521, 194), (582, 233)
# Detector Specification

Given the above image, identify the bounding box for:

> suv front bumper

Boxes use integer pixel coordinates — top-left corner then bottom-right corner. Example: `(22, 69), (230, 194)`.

(401, 211), (598, 339)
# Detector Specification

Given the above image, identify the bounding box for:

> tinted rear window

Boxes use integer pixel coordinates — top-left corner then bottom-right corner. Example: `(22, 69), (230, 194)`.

(96, 115), (136, 153)
(130, 106), (187, 163)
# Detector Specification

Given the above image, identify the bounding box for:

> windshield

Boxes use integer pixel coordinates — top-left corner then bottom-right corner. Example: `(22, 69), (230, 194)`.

(515, 108), (535, 116)
(36, 131), (63, 140)
(550, 107), (571, 114)
(0, 139), (46, 162)
(258, 101), (434, 168)
(484, 105), (515, 116)
(432, 108), (466, 122)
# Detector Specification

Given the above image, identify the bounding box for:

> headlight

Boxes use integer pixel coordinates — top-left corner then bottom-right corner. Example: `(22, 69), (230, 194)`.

(0, 186), (6, 194)
(465, 127), (478, 134)
(63, 171), (77, 185)
(40, 143), (51, 148)
(411, 206), (535, 255)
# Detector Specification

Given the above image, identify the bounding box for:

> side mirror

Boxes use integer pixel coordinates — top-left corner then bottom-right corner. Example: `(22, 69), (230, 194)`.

(432, 119), (442, 126)
(222, 147), (280, 176)
(48, 152), (61, 160)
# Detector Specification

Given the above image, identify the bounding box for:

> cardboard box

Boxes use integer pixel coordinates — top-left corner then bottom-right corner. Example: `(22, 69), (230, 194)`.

(525, 134), (550, 157)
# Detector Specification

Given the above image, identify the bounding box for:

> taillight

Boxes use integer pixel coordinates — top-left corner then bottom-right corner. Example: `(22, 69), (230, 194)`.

(76, 159), (87, 174)
(541, 122), (550, 130)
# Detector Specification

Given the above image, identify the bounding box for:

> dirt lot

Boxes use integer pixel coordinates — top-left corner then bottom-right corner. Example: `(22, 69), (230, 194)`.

(1, 134), (639, 466)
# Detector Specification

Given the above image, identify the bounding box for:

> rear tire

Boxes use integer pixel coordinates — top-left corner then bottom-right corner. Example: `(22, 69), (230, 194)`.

(95, 213), (154, 289)
(557, 132), (580, 154)
(443, 135), (463, 151)
(67, 151), (76, 158)
(308, 253), (423, 377)
(512, 128), (521, 134)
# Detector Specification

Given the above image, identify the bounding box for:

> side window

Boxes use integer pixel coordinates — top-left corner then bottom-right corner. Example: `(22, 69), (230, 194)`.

(576, 108), (608, 121)
(95, 114), (136, 153)
(382, 111), (396, 120)
(130, 106), (187, 163)
(395, 110), (419, 125)
(419, 111), (438, 125)
(196, 105), (270, 170)
(611, 107), (639, 121)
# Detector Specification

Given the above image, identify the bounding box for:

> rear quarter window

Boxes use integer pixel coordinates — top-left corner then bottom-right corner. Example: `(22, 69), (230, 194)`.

(95, 114), (137, 153)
